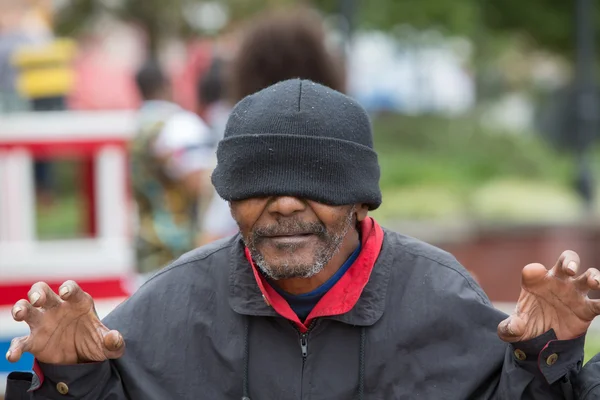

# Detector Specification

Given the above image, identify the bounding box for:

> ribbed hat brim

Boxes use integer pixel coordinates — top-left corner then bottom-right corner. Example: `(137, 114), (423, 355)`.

(211, 134), (382, 210)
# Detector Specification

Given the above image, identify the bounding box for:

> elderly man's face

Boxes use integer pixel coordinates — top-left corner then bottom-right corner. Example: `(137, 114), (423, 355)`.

(230, 197), (366, 280)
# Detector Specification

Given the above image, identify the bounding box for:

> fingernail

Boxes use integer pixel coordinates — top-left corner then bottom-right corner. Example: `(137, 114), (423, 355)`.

(595, 277), (600, 286)
(59, 286), (70, 297)
(568, 261), (577, 273)
(5, 351), (10, 361)
(30, 292), (40, 305)
(12, 306), (22, 318)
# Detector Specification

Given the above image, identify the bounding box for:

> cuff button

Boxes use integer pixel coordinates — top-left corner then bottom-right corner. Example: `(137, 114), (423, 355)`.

(546, 353), (559, 366)
(56, 382), (69, 395)
(513, 349), (527, 361)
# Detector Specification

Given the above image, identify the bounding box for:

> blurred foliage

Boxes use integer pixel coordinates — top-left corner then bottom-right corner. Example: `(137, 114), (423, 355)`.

(369, 113), (589, 223)
(55, 0), (200, 54)
(483, 0), (600, 56)
(315, 0), (481, 37)
(373, 113), (574, 188)
(315, 0), (595, 56)
(53, 0), (595, 57)
(54, 0), (297, 55)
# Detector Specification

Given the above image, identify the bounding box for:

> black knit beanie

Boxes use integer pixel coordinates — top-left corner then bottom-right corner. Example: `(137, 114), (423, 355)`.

(211, 79), (382, 210)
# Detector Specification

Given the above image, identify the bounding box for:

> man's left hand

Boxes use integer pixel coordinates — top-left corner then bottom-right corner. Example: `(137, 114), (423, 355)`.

(499, 250), (600, 342)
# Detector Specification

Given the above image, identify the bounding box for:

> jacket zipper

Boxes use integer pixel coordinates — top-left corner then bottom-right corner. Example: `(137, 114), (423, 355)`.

(295, 321), (317, 399)
(300, 334), (308, 360)
(296, 321), (316, 361)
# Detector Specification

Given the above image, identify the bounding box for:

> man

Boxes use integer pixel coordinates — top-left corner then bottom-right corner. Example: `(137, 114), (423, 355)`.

(130, 60), (215, 280)
(5, 79), (600, 399)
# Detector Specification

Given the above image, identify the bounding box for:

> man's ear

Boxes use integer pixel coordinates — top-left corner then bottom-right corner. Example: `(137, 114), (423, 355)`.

(355, 204), (369, 222)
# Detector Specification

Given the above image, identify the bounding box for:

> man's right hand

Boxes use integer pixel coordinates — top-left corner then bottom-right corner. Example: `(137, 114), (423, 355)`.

(5, 280), (125, 365)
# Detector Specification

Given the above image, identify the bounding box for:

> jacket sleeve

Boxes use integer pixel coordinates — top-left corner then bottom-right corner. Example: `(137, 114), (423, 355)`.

(574, 352), (600, 399)
(436, 256), (584, 400)
(493, 329), (583, 400)
(4, 360), (128, 400)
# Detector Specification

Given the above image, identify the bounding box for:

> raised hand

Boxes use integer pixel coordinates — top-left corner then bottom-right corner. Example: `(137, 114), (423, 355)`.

(5, 280), (125, 365)
(498, 250), (600, 342)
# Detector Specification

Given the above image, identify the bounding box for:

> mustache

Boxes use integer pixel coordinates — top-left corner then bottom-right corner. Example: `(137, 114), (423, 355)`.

(252, 220), (326, 238)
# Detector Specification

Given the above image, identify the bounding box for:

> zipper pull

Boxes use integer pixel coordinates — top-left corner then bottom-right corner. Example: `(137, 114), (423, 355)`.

(300, 335), (308, 358)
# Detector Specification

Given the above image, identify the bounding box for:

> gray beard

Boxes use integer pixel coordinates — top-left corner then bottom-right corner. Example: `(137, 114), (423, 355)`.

(248, 206), (356, 281)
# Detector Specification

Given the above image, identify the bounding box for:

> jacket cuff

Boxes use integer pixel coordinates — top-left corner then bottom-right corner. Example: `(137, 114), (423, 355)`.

(6, 372), (35, 399)
(32, 360), (112, 398)
(510, 329), (585, 385)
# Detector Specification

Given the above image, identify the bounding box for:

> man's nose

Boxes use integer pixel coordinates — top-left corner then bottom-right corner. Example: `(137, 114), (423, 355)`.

(267, 196), (307, 217)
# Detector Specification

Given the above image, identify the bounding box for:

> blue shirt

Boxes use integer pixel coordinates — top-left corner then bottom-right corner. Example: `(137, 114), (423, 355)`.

(272, 244), (362, 321)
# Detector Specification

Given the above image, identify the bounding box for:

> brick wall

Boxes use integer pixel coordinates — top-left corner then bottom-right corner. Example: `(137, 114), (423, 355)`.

(429, 223), (600, 302)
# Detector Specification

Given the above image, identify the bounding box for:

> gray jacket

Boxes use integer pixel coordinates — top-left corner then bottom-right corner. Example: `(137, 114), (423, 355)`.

(5, 229), (585, 399)
(574, 354), (600, 399)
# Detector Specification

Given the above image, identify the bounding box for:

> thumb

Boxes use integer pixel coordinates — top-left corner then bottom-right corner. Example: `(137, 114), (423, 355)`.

(497, 316), (525, 343)
(103, 329), (125, 358)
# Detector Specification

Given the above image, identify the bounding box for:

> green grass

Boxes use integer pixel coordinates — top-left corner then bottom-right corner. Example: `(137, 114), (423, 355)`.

(373, 115), (574, 189)
(373, 113), (575, 190)
(369, 113), (599, 223)
(35, 159), (84, 240)
(36, 194), (82, 239)
(585, 333), (600, 364)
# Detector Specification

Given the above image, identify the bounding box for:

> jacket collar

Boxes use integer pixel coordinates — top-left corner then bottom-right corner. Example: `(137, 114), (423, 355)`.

(229, 217), (391, 332)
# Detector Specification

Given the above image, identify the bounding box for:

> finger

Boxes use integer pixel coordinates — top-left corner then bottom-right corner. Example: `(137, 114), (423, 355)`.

(575, 268), (600, 292)
(6, 336), (31, 363)
(498, 315), (526, 343)
(28, 281), (61, 309)
(103, 330), (125, 359)
(12, 299), (41, 325)
(551, 250), (580, 278)
(520, 263), (548, 286)
(59, 280), (88, 304)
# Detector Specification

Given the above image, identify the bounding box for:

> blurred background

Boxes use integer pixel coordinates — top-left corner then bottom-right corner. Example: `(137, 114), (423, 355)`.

(1, 0), (600, 391)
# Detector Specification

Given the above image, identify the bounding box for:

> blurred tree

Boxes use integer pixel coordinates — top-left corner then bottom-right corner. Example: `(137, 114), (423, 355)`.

(53, 0), (598, 58)
(483, 0), (600, 56)
(54, 0), (198, 56)
(53, 0), (96, 37)
(313, 0), (480, 37)
(314, 0), (599, 58)
(54, 0), (297, 57)
(117, 0), (195, 55)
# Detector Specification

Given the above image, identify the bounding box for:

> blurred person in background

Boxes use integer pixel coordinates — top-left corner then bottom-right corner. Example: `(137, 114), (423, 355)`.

(228, 6), (345, 102)
(198, 55), (230, 142)
(0, 0), (52, 110)
(195, 54), (239, 244)
(197, 6), (347, 246)
(130, 59), (214, 283)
